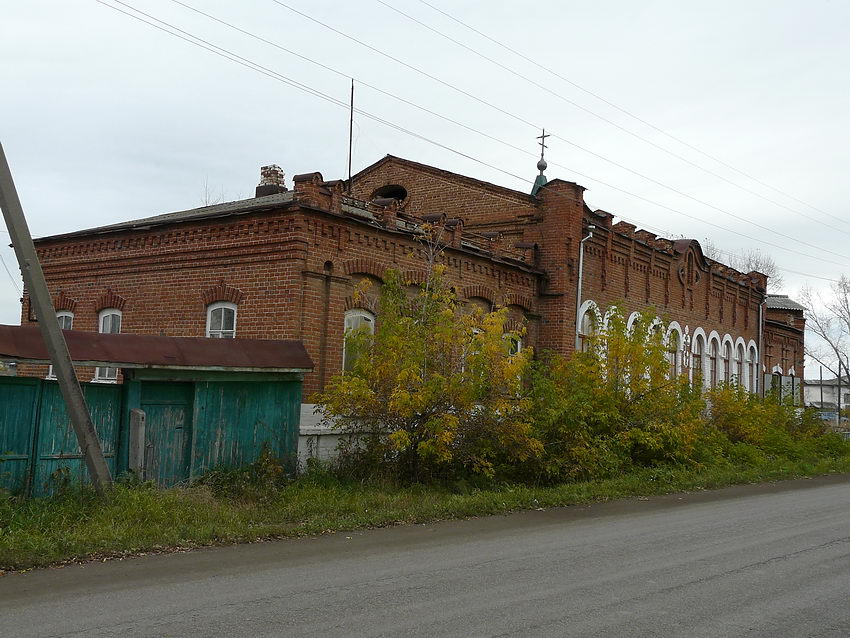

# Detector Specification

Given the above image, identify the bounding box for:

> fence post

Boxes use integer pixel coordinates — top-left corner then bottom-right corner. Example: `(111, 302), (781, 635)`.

(128, 408), (146, 478)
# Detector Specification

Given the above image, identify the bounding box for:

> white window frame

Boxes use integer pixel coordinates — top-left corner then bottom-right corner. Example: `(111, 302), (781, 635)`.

(47, 311), (75, 379)
(504, 333), (522, 356)
(747, 344), (759, 394)
(721, 341), (732, 384)
(735, 343), (746, 388)
(206, 301), (238, 339)
(342, 308), (375, 371)
(577, 300), (599, 352)
(94, 308), (122, 383)
(57, 311), (74, 331)
(691, 333), (705, 387)
(666, 325), (683, 379)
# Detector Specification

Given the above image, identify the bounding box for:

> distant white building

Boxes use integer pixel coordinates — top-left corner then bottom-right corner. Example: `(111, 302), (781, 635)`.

(804, 376), (849, 411)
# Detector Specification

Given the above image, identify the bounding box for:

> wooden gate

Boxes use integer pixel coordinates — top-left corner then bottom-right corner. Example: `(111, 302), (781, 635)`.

(140, 381), (193, 487)
(0, 378), (120, 496)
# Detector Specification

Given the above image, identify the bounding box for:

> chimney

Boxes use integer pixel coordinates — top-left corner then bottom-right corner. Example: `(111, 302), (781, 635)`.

(255, 164), (287, 197)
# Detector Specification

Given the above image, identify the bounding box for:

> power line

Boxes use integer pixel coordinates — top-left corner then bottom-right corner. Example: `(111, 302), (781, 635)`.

(410, 0), (850, 232)
(267, 0), (850, 261)
(95, 0), (848, 281)
(378, 0), (850, 238)
(0, 251), (22, 295)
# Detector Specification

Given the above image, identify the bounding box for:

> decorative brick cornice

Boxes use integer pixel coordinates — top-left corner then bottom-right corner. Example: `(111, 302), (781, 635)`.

(96, 289), (126, 312)
(53, 290), (77, 313)
(400, 269), (428, 286)
(462, 285), (497, 304)
(342, 258), (386, 280)
(201, 281), (245, 306)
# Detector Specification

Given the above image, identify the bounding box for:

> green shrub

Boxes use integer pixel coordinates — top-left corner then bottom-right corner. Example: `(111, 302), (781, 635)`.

(195, 444), (286, 503)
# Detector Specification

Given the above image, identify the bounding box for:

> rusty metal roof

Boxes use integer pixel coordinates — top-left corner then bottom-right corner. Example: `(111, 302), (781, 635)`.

(0, 325), (313, 372)
(33, 191), (295, 243)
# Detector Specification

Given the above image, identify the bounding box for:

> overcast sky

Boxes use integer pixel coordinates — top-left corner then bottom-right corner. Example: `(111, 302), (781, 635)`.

(2, 1), (848, 374)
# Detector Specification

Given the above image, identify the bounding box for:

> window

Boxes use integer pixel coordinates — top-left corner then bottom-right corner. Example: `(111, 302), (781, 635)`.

(94, 308), (121, 382)
(343, 309), (375, 371)
(736, 344), (745, 387)
(577, 304), (599, 352)
(667, 330), (681, 378)
(708, 339), (719, 388)
(206, 302), (237, 339)
(371, 184), (408, 202)
(748, 346), (759, 394)
(47, 312), (74, 379)
(692, 334), (704, 387)
(722, 342), (732, 384)
(504, 334), (522, 356)
(57, 311), (74, 331)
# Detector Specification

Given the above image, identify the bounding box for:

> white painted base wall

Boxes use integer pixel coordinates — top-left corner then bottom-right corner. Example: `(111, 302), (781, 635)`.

(297, 403), (345, 469)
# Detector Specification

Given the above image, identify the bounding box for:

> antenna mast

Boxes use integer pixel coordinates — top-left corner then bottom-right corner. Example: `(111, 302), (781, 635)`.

(347, 79), (354, 195)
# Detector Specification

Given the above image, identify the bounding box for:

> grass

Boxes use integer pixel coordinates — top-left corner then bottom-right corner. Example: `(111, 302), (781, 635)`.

(3, 454), (850, 572)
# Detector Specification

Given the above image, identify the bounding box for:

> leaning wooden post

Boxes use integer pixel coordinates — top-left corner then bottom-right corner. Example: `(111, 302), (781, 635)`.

(128, 409), (146, 477)
(0, 142), (112, 492)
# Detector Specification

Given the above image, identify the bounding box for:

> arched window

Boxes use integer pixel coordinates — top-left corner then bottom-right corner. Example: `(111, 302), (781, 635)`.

(206, 301), (237, 339)
(692, 334), (705, 387)
(667, 330), (681, 378)
(467, 296), (492, 314)
(626, 312), (641, 335)
(748, 345), (759, 394)
(504, 334), (522, 356)
(577, 303), (599, 352)
(736, 344), (745, 387)
(709, 339), (719, 388)
(47, 312), (75, 379)
(95, 308), (122, 382)
(343, 309), (375, 371)
(57, 311), (74, 331)
(722, 342), (732, 384)
(649, 320), (664, 343)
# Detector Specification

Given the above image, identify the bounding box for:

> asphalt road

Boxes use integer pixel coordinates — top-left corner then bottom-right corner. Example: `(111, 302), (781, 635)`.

(3, 475), (850, 637)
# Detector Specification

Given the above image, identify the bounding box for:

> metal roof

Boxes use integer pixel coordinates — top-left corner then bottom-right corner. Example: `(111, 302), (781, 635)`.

(34, 192), (295, 242)
(804, 376), (849, 387)
(765, 294), (806, 311)
(0, 325), (313, 372)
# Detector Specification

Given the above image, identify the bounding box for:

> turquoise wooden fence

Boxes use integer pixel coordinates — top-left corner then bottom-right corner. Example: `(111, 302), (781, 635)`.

(1, 371), (303, 495)
(0, 378), (120, 496)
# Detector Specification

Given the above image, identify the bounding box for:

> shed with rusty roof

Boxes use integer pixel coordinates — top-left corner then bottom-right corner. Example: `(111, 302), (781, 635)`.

(0, 326), (313, 495)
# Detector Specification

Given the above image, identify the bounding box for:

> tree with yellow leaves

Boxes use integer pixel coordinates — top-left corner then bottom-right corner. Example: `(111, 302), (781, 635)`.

(313, 267), (541, 482)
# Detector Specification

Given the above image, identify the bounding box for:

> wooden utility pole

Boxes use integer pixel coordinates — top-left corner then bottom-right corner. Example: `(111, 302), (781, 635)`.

(0, 142), (112, 492)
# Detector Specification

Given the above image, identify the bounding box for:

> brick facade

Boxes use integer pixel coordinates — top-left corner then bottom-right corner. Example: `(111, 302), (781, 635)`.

(763, 295), (807, 403)
(16, 155), (802, 401)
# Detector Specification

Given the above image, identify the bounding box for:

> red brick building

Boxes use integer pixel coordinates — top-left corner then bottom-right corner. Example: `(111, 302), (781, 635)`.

(763, 294), (807, 403)
(14, 155), (804, 438)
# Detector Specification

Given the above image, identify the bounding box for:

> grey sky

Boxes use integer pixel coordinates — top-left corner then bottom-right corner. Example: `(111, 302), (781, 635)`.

(2, 1), (848, 371)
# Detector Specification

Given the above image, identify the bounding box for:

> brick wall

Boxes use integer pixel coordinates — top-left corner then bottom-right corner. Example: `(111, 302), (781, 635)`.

(19, 155), (773, 397)
(22, 173), (540, 397)
(764, 307), (806, 380)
